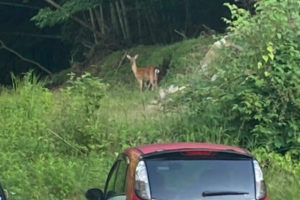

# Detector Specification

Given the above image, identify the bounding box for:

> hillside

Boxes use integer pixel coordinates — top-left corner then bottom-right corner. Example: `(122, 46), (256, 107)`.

(0, 34), (299, 200)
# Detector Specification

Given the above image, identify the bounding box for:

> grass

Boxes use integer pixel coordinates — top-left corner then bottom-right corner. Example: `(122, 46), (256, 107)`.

(0, 35), (299, 199)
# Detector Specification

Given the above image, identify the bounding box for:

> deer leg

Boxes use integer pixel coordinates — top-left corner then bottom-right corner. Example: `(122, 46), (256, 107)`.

(147, 81), (152, 90)
(138, 79), (143, 92)
(153, 70), (159, 89)
(153, 78), (157, 89)
(149, 80), (154, 90)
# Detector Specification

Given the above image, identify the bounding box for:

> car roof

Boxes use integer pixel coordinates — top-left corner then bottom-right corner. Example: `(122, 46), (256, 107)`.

(126, 142), (250, 156)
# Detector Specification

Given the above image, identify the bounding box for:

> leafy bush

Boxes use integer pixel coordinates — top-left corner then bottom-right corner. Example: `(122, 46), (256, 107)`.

(48, 72), (108, 153)
(171, 0), (300, 156)
(1, 2), (300, 197)
(0, 72), (111, 199)
(222, 0), (300, 155)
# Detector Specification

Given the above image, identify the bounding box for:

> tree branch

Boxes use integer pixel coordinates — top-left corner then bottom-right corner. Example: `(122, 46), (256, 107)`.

(174, 29), (187, 40)
(115, 51), (128, 73)
(0, 40), (52, 75)
(202, 24), (216, 34)
(43, 0), (103, 38)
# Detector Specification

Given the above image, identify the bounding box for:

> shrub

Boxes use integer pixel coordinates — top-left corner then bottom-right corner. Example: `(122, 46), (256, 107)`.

(171, 0), (300, 156)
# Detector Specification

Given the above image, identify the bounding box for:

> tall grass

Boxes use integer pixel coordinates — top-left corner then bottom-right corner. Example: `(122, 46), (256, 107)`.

(0, 32), (299, 199)
(0, 70), (298, 199)
(0, 73), (112, 200)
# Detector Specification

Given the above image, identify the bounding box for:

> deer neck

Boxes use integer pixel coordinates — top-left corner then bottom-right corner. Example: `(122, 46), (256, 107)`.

(131, 61), (138, 74)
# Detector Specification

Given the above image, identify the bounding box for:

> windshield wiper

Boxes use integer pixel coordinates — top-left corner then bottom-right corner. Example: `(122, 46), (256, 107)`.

(202, 191), (249, 197)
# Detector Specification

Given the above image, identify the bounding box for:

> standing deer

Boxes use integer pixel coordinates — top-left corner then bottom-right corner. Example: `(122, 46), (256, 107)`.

(126, 54), (159, 91)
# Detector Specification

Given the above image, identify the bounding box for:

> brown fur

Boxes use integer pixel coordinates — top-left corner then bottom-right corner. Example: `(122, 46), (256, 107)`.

(126, 54), (159, 91)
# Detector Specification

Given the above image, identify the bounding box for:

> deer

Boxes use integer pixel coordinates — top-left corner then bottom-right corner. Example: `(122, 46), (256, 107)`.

(126, 54), (159, 91)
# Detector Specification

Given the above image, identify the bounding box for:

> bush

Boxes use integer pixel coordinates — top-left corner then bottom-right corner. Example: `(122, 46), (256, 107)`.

(222, 0), (300, 155)
(55, 72), (108, 152)
(0, 72), (111, 199)
(170, 0), (300, 156)
(1, 2), (300, 196)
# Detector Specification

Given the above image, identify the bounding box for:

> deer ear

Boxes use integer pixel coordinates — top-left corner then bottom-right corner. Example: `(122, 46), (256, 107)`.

(134, 54), (139, 59)
(126, 55), (131, 59)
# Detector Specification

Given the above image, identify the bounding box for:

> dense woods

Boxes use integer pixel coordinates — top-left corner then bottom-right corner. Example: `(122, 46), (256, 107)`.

(32, 0), (255, 60)
(34, 0), (234, 44)
(0, 0), (253, 84)
(0, 0), (299, 200)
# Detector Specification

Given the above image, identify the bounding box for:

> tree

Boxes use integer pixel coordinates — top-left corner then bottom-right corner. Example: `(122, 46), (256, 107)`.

(31, 0), (237, 60)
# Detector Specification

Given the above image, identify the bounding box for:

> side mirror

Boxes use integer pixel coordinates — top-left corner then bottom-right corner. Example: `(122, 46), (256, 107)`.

(0, 185), (7, 200)
(85, 188), (104, 200)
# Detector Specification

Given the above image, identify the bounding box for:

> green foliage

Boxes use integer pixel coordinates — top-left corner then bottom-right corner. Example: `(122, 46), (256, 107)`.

(32, 0), (101, 28)
(1, 36), (300, 199)
(0, 72), (111, 199)
(170, 0), (300, 157)
(1, 1), (300, 197)
(254, 149), (300, 200)
(52, 72), (108, 152)
(30, 0), (232, 61)
(65, 72), (107, 115)
(223, 0), (300, 155)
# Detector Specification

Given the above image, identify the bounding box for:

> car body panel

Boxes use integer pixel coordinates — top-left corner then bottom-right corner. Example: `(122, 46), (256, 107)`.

(123, 149), (140, 200)
(86, 143), (265, 200)
(123, 143), (253, 200)
(131, 142), (250, 155)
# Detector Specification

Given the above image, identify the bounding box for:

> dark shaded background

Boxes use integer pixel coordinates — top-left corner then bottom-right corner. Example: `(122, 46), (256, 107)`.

(0, 0), (70, 84)
(0, 0), (239, 85)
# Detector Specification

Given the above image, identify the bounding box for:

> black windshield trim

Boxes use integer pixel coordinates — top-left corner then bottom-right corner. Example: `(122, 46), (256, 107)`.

(202, 191), (249, 197)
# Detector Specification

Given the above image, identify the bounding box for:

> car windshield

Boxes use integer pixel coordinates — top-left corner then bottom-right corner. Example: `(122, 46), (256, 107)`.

(145, 154), (255, 200)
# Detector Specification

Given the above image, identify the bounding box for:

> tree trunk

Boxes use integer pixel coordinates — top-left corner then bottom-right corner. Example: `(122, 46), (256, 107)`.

(184, 0), (191, 34)
(115, 0), (127, 40)
(100, 4), (106, 35)
(89, 8), (98, 43)
(120, 0), (131, 42)
(145, 2), (157, 43)
(110, 2), (119, 37)
(136, 0), (143, 42)
(145, 14), (155, 43)
(94, 4), (105, 35)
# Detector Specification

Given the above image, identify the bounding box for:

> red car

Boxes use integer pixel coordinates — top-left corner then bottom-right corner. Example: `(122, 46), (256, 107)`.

(85, 143), (268, 200)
